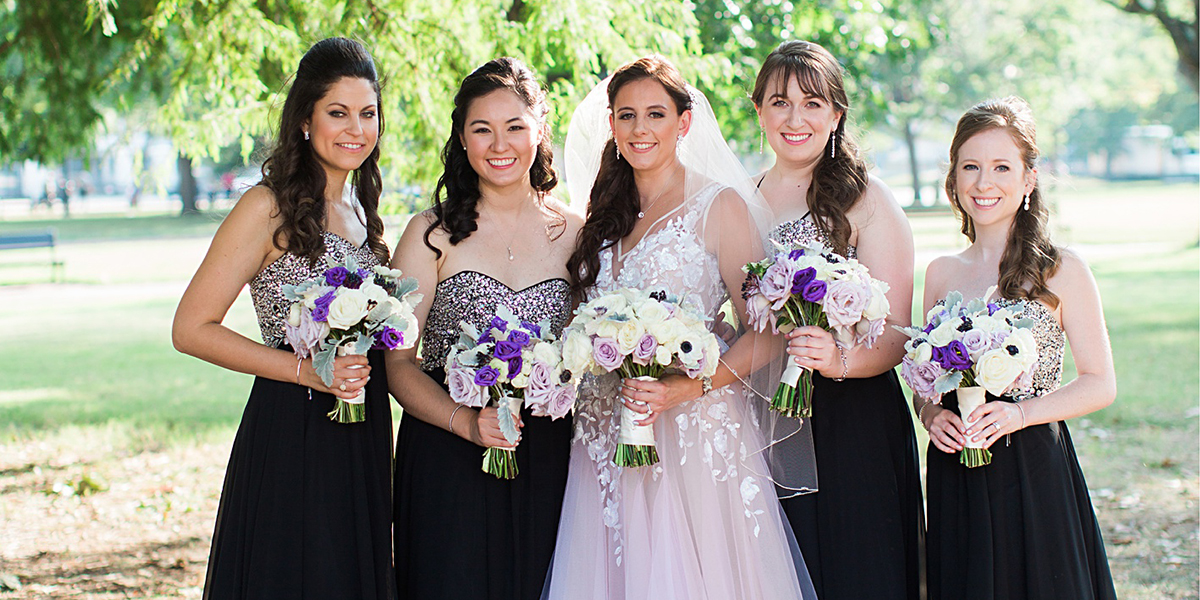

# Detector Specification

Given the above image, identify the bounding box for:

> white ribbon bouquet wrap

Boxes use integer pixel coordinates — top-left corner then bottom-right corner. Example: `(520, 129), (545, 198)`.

(283, 258), (421, 423)
(561, 288), (719, 467)
(895, 288), (1040, 467)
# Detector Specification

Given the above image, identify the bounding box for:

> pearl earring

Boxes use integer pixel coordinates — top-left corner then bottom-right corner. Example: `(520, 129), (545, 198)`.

(759, 129), (764, 154)
(1023, 194), (1030, 211)
(303, 130), (309, 141)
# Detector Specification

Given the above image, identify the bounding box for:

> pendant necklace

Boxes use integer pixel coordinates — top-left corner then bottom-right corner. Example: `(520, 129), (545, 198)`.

(637, 166), (683, 219)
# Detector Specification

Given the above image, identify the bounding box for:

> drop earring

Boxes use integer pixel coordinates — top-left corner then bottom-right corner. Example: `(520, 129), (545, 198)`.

(1023, 194), (1030, 211)
(829, 131), (836, 159)
(615, 143), (621, 161)
(303, 130), (309, 141)
(759, 128), (764, 154)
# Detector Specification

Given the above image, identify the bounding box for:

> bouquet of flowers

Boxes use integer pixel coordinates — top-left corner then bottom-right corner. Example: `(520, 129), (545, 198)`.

(560, 288), (719, 468)
(282, 256), (421, 423)
(742, 242), (891, 419)
(445, 306), (578, 479)
(895, 289), (1039, 467)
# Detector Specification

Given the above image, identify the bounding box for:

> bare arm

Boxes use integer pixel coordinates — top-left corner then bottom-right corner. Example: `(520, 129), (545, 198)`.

(384, 214), (511, 447)
(171, 187), (366, 399)
(965, 250), (1117, 445)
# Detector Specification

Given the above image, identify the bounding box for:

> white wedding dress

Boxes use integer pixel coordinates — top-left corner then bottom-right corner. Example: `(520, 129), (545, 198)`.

(542, 182), (817, 600)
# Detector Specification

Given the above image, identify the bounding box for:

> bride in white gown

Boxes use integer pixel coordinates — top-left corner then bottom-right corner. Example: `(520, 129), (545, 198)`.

(543, 55), (818, 600)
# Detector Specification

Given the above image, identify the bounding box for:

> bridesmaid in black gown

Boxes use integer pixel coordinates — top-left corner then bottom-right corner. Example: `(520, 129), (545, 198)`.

(386, 58), (583, 600)
(751, 41), (924, 600)
(919, 96), (1117, 600)
(172, 38), (396, 599)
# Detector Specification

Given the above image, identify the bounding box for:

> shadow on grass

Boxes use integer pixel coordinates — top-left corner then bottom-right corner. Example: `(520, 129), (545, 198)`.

(0, 536), (207, 599)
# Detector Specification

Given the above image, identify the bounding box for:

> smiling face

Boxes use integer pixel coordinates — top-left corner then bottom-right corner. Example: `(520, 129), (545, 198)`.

(305, 76), (379, 178)
(954, 127), (1037, 229)
(460, 88), (542, 193)
(609, 78), (691, 174)
(756, 74), (842, 168)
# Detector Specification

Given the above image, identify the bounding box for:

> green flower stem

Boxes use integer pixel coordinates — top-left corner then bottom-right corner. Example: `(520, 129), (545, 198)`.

(960, 447), (992, 468)
(483, 447), (519, 479)
(327, 399), (366, 423)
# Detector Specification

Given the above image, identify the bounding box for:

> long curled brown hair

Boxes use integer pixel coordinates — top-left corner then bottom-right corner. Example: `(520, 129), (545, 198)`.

(946, 96), (1061, 307)
(423, 57), (560, 258)
(261, 37), (388, 265)
(751, 40), (868, 256)
(567, 55), (693, 298)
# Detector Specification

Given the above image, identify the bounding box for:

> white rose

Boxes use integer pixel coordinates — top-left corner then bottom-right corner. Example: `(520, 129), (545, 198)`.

(927, 321), (957, 347)
(634, 298), (670, 323)
(616, 320), (645, 355)
(288, 303), (303, 327)
(974, 349), (1027, 396)
(654, 346), (673, 366)
(562, 331), (595, 376)
(326, 289), (371, 330)
(862, 280), (891, 321)
(590, 318), (622, 340)
(532, 340), (561, 368)
(907, 341), (933, 364)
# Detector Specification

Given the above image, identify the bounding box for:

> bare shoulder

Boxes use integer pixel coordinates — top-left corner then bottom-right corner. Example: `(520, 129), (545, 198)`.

(544, 194), (585, 234)
(395, 209), (443, 258)
(923, 253), (970, 298)
(1047, 246), (1098, 293)
(849, 175), (905, 223)
(228, 185), (281, 229)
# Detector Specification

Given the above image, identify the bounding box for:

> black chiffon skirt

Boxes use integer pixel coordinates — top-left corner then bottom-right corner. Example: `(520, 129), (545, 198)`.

(203, 349), (396, 600)
(393, 367), (572, 600)
(779, 369), (925, 600)
(926, 390), (1117, 600)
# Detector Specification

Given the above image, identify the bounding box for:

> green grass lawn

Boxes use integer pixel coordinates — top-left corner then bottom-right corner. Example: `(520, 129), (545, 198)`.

(0, 181), (1196, 598)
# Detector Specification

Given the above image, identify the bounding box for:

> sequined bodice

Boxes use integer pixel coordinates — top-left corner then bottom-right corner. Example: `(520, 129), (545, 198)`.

(768, 214), (857, 259)
(999, 298), (1065, 401)
(420, 270), (572, 371)
(249, 231), (380, 348)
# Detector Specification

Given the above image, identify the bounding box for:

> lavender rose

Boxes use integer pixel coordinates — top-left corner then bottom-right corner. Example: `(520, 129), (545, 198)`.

(933, 340), (973, 371)
(746, 293), (773, 333)
(284, 306), (331, 357)
(823, 279), (869, 329)
(960, 329), (991, 359)
(901, 355), (946, 401)
(448, 367), (487, 408)
(760, 260), (799, 308)
(547, 384), (577, 419)
(474, 364), (501, 387)
(592, 337), (624, 372)
(632, 333), (658, 365)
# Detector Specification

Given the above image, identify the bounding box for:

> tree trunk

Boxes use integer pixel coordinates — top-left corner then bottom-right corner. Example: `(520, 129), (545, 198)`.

(904, 118), (922, 204)
(178, 154), (198, 215)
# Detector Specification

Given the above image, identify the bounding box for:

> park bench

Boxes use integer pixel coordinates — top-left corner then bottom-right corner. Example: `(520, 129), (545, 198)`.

(0, 228), (64, 282)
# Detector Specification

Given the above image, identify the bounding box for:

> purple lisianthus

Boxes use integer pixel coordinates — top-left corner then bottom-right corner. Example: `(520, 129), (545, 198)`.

(632, 333), (658, 365)
(494, 340), (523, 360)
(987, 303), (1000, 316)
(490, 316), (509, 333)
(324, 266), (351, 287)
(373, 326), (404, 350)
(788, 248), (805, 260)
(474, 364), (501, 387)
(592, 337), (624, 372)
(933, 340), (973, 371)
(507, 329), (531, 347)
(521, 321), (542, 337)
(478, 331), (494, 345)
(801, 279), (827, 303)
(311, 290), (337, 322)
(790, 267), (817, 295)
(507, 356), (523, 378)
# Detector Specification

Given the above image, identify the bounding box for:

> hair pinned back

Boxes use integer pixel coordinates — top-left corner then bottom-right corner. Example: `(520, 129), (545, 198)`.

(262, 37), (388, 266)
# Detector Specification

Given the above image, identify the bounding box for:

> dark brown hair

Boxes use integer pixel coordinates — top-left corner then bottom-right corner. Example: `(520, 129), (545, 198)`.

(567, 55), (693, 298)
(261, 37), (388, 265)
(945, 96), (1061, 307)
(423, 57), (560, 258)
(751, 40), (867, 256)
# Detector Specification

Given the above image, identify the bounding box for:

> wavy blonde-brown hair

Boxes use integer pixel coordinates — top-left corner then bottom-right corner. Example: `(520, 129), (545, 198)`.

(945, 96), (1060, 307)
